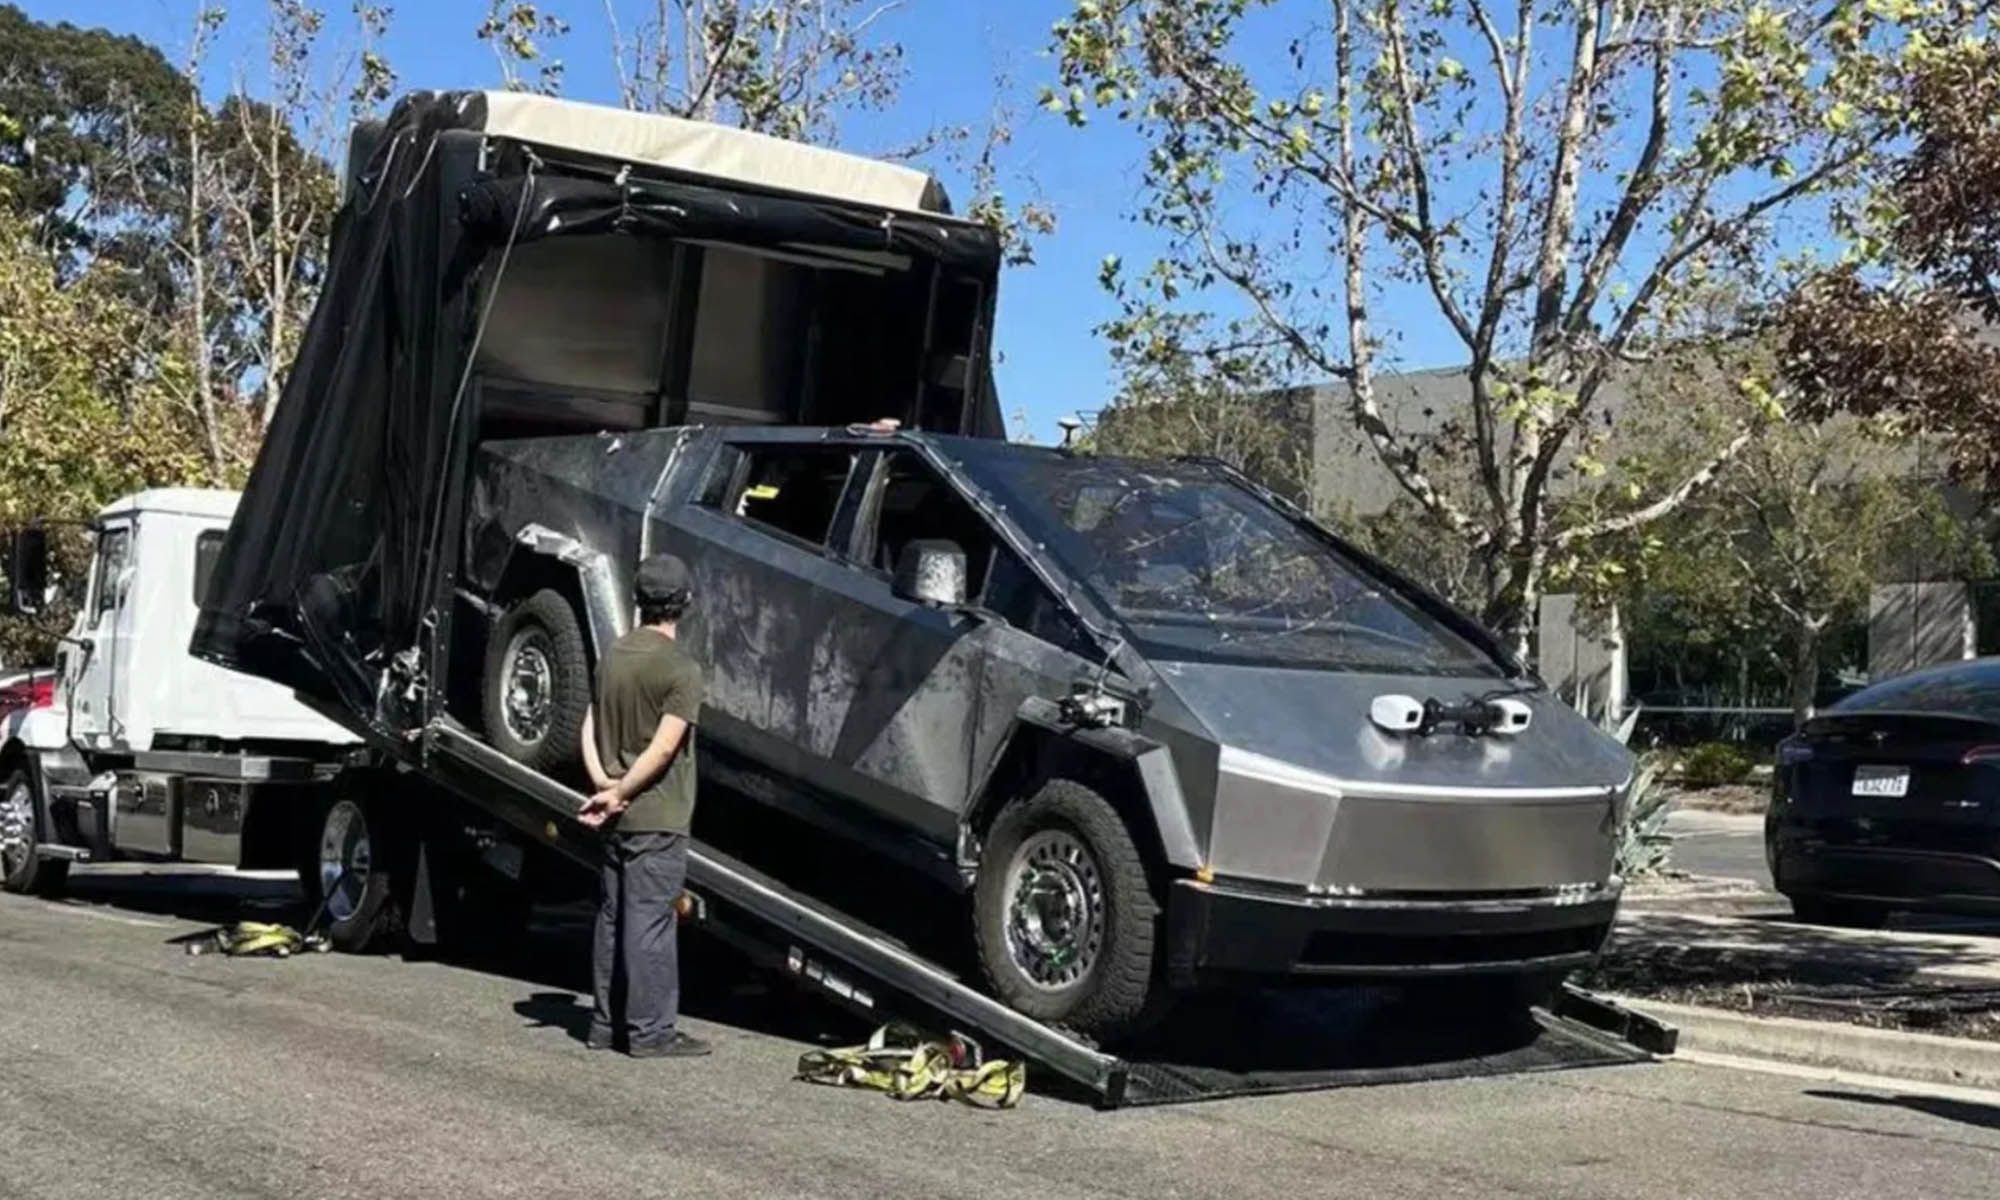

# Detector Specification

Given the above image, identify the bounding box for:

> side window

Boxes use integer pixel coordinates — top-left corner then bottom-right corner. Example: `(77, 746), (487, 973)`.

(855, 451), (1098, 657)
(91, 526), (132, 626)
(193, 530), (226, 605)
(699, 444), (856, 547)
(859, 451), (999, 594)
(984, 548), (1098, 660)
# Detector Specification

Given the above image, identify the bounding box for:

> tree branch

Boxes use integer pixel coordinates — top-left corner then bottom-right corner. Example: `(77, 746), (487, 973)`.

(1381, 0), (1477, 349)
(1556, 421), (1759, 546)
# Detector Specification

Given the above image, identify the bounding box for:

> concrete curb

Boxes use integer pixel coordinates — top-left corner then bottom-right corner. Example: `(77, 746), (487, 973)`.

(1608, 995), (2000, 1091)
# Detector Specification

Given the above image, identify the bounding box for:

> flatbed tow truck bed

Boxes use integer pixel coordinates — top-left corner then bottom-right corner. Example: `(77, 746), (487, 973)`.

(420, 721), (1676, 1108)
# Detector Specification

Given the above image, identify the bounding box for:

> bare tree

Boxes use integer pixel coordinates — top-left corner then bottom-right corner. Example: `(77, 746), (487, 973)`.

(1049, 0), (1988, 654)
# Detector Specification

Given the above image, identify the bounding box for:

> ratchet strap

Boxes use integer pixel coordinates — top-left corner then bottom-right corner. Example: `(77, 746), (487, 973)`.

(796, 1023), (1026, 1109)
(182, 867), (345, 958)
(184, 920), (331, 958)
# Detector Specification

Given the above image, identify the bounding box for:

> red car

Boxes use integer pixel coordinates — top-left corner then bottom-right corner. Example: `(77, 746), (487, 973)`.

(0, 669), (54, 719)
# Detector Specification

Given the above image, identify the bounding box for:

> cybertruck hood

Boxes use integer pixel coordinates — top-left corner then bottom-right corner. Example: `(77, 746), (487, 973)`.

(1150, 660), (1632, 794)
(1146, 661), (1635, 893)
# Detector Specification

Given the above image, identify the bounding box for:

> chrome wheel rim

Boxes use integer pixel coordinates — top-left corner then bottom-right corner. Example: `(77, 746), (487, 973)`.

(318, 800), (370, 923)
(500, 628), (555, 746)
(0, 778), (32, 878)
(1002, 829), (1105, 992)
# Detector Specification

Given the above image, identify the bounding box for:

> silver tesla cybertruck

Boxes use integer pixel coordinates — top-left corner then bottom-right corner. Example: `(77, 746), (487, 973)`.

(463, 423), (1637, 1036)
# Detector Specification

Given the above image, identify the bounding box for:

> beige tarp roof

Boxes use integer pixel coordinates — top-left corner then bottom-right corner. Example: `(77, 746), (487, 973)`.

(473, 91), (941, 215)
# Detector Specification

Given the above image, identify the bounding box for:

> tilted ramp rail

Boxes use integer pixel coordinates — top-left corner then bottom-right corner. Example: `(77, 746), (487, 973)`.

(420, 721), (1675, 1107)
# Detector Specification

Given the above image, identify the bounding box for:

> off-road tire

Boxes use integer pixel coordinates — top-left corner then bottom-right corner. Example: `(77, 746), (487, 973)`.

(973, 779), (1159, 1037)
(1788, 894), (1889, 929)
(0, 765), (68, 897)
(300, 796), (402, 953)
(482, 588), (590, 772)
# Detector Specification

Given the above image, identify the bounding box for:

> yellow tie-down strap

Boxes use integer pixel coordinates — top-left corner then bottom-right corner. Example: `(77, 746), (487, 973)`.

(796, 1023), (1026, 1109)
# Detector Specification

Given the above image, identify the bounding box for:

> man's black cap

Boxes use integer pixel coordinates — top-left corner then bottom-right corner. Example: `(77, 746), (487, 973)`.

(635, 553), (693, 604)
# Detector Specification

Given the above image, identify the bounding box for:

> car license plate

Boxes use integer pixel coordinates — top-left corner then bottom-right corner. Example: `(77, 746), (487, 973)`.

(1851, 765), (1911, 798)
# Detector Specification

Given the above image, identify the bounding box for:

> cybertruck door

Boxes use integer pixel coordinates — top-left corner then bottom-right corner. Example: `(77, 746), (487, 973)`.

(797, 449), (1074, 847)
(670, 441), (867, 788)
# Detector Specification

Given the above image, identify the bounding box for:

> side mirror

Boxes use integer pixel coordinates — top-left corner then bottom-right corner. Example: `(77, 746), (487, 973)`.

(892, 539), (968, 608)
(7, 527), (48, 617)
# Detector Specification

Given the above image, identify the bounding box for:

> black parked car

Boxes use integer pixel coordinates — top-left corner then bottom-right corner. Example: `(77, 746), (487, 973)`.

(1768, 657), (2000, 926)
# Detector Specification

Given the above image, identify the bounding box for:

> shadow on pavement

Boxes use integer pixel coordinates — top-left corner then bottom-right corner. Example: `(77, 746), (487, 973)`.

(58, 859), (1612, 1099)
(1807, 1089), (2000, 1132)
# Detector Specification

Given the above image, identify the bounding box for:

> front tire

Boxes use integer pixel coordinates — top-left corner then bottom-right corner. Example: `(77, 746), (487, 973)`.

(974, 779), (1159, 1036)
(0, 766), (67, 897)
(482, 588), (591, 772)
(302, 797), (400, 952)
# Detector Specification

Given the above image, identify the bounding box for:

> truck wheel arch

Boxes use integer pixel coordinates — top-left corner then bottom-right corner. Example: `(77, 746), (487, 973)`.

(483, 525), (626, 663)
(964, 704), (1203, 883)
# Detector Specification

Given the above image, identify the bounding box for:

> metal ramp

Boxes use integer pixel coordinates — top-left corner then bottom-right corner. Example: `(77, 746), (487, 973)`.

(421, 721), (1674, 1108)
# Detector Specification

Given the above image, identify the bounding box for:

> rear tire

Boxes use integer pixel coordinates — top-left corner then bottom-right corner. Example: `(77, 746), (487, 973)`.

(301, 796), (401, 952)
(482, 588), (591, 772)
(0, 766), (67, 897)
(973, 779), (1159, 1037)
(1789, 894), (1890, 929)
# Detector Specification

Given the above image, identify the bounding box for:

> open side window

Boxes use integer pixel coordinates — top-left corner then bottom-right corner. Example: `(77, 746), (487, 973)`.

(855, 450), (998, 594)
(698, 443), (860, 550)
(853, 451), (1097, 658)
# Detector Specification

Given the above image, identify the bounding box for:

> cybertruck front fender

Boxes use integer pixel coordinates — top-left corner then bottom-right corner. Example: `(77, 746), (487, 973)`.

(971, 696), (1204, 873)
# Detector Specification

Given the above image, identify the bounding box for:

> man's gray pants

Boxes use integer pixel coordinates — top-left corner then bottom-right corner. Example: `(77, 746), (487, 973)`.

(591, 831), (688, 1049)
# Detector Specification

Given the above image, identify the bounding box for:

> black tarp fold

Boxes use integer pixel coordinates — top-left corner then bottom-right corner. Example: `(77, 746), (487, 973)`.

(191, 91), (1004, 723)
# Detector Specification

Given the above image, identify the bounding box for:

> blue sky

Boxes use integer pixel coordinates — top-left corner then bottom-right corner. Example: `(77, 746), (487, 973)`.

(29, 0), (1220, 442)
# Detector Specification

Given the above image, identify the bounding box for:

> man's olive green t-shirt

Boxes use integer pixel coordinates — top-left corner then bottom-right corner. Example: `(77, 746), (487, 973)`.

(594, 627), (703, 833)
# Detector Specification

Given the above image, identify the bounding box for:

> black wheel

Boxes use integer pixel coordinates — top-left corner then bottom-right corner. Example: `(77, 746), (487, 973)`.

(302, 796), (400, 952)
(973, 779), (1159, 1036)
(482, 588), (590, 772)
(1, 765), (67, 897)
(1789, 894), (1890, 929)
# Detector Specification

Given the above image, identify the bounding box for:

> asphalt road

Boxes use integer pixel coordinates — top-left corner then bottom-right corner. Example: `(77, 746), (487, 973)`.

(1664, 809), (1774, 890)
(9, 870), (2000, 1200)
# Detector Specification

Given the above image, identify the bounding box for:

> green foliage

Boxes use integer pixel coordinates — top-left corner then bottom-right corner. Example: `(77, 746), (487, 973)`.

(0, 209), (250, 662)
(1616, 756), (1676, 878)
(0, 3), (189, 302)
(1678, 742), (1758, 790)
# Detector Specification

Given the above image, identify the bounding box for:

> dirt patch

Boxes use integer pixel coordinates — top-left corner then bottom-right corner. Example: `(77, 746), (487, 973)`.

(1581, 939), (2000, 1042)
(1622, 870), (1764, 899)
(1667, 783), (1766, 815)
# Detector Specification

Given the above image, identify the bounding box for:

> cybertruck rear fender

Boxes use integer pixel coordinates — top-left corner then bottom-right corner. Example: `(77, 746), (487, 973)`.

(961, 696), (1203, 883)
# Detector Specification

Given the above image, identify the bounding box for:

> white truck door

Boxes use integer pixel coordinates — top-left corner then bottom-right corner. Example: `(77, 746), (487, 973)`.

(66, 520), (137, 750)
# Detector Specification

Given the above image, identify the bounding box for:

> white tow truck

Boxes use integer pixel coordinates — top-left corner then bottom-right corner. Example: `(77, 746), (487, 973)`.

(0, 490), (374, 927)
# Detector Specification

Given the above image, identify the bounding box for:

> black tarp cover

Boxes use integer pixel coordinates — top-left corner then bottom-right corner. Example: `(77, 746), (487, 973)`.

(190, 91), (1004, 722)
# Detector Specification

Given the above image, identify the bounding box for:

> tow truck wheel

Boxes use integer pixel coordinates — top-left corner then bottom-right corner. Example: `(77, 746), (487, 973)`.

(0, 766), (67, 897)
(973, 779), (1159, 1037)
(482, 588), (590, 772)
(304, 797), (399, 952)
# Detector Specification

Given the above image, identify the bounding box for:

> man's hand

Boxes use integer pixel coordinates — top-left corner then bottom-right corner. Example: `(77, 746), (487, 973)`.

(577, 786), (628, 829)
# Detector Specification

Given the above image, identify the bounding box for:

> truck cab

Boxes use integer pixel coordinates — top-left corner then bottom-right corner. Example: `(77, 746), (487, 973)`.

(1, 490), (358, 897)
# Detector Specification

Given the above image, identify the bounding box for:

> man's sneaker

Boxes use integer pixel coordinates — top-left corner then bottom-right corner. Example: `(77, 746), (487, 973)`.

(627, 1032), (712, 1059)
(585, 1026), (616, 1051)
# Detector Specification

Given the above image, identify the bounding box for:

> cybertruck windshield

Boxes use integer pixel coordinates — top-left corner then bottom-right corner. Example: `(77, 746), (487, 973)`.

(951, 446), (1503, 676)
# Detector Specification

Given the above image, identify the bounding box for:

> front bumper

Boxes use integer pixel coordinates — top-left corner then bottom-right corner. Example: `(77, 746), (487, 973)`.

(1163, 876), (1620, 987)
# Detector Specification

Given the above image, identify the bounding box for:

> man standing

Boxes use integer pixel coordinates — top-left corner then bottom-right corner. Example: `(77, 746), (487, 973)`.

(578, 553), (711, 1058)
